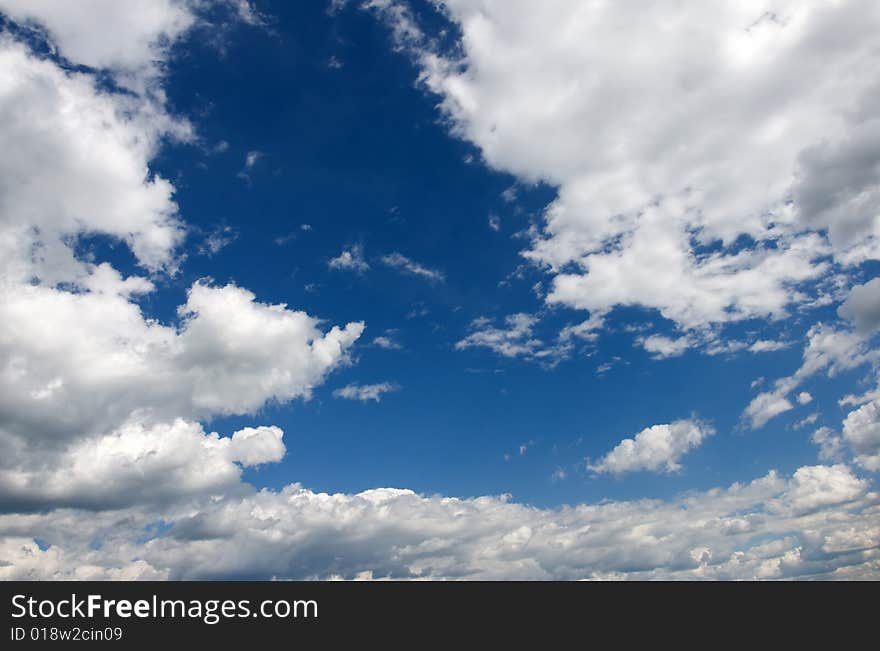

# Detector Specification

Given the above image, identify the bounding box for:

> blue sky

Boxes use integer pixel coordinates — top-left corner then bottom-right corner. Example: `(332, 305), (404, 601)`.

(146, 2), (865, 505)
(1, 1), (879, 579)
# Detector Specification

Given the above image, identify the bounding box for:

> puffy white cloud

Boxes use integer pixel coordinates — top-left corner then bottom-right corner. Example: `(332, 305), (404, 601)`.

(0, 0), (196, 85)
(328, 244), (370, 272)
(842, 401), (880, 471)
(227, 426), (286, 467)
(0, 421), (284, 511)
(2, 0), (879, 583)
(380, 252), (444, 282)
(749, 340), (791, 354)
(839, 278), (880, 334)
(0, 39), (189, 280)
(368, 0), (880, 340)
(0, 279), (362, 513)
(640, 334), (695, 360)
(797, 392), (813, 405)
(333, 382), (400, 402)
(0, 281), (362, 445)
(775, 464), (868, 515)
(792, 412), (819, 431)
(588, 419), (713, 476)
(544, 219), (827, 332)
(176, 282), (363, 414)
(372, 335), (402, 350)
(0, 464), (876, 580)
(0, 17), (364, 517)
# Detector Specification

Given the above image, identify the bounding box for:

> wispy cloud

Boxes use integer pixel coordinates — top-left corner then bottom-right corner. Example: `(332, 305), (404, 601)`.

(380, 252), (444, 282)
(456, 314), (572, 366)
(372, 335), (402, 350)
(333, 382), (400, 402)
(196, 224), (238, 256)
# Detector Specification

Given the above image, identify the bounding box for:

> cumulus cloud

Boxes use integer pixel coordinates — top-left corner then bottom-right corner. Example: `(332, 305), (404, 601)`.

(640, 334), (695, 360)
(0, 421), (285, 512)
(0, 0), (196, 89)
(456, 313), (572, 365)
(380, 252), (445, 282)
(589, 420), (713, 476)
(0, 281), (363, 445)
(0, 39), (189, 280)
(0, 12), (364, 518)
(333, 383), (399, 402)
(3, 0), (880, 582)
(366, 0), (880, 343)
(0, 464), (876, 580)
(0, 0), (260, 91)
(842, 401), (880, 471)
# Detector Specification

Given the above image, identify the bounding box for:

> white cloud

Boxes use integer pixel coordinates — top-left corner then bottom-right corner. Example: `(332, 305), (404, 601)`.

(776, 464), (868, 516)
(380, 252), (444, 282)
(0, 39), (190, 281)
(0, 421), (284, 511)
(797, 392), (813, 405)
(372, 335), (402, 350)
(1, 463), (876, 580)
(0, 281), (363, 444)
(0, 0), (259, 92)
(744, 323), (877, 428)
(456, 313), (571, 364)
(842, 401), (880, 471)
(589, 419), (713, 476)
(328, 244), (370, 272)
(367, 0), (880, 340)
(333, 383), (400, 402)
(640, 334), (695, 360)
(0, 0), (196, 89)
(2, 0), (879, 583)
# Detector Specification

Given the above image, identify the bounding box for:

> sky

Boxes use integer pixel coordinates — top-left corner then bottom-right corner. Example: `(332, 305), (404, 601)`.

(0, 0), (879, 580)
